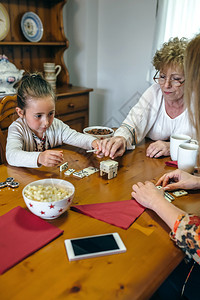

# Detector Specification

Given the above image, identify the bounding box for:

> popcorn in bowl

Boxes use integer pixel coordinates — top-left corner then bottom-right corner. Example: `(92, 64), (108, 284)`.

(83, 126), (114, 139)
(22, 178), (75, 219)
(24, 185), (71, 202)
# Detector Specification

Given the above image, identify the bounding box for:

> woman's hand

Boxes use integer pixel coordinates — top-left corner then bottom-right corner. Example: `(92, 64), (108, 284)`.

(146, 141), (170, 158)
(131, 181), (165, 210)
(131, 180), (185, 230)
(156, 169), (200, 190)
(38, 150), (64, 167)
(96, 136), (127, 159)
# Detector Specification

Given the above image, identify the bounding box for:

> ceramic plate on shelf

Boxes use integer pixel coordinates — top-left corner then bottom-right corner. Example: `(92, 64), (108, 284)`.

(0, 4), (10, 41)
(21, 12), (43, 42)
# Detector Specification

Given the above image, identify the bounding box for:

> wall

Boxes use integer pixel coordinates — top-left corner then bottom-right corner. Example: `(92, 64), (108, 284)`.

(63, 0), (157, 127)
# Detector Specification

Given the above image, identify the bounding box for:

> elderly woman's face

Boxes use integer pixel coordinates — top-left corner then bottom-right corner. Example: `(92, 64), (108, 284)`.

(159, 65), (184, 102)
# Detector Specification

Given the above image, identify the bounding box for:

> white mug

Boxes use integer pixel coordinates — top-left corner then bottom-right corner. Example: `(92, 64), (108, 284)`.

(177, 143), (199, 173)
(170, 134), (196, 161)
(43, 62), (61, 77)
(43, 62), (61, 90)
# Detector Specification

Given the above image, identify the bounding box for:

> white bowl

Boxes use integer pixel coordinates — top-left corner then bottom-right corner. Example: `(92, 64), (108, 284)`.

(22, 178), (75, 220)
(83, 126), (114, 139)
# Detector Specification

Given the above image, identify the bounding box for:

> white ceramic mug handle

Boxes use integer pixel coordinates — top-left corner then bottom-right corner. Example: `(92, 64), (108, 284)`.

(190, 139), (198, 145)
(55, 65), (61, 77)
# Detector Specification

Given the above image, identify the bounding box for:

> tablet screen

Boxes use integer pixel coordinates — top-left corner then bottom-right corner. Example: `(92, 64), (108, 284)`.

(65, 233), (126, 261)
(72, 234), (119, 255)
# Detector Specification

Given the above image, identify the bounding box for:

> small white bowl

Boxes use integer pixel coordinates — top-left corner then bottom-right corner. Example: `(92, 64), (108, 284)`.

(83, 126), (114, 139)
(22, 178), (75, 220)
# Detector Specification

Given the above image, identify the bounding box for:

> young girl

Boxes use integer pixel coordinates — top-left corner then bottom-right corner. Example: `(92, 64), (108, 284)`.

(6, 73), (98, 168)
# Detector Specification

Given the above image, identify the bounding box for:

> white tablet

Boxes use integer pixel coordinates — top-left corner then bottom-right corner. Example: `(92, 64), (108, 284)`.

(64, 232), (126, 261)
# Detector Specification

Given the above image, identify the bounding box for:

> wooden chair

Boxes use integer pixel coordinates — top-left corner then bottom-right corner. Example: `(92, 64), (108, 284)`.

(0, 95), (18, 164)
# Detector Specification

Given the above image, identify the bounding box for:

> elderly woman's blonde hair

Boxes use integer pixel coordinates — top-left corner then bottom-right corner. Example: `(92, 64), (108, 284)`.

(153, 37), (188, 71)
(184, 34), (200, 142)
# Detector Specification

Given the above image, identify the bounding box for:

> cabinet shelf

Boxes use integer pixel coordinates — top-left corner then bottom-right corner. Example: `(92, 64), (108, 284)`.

(0, 0), (69, 86)
(0, 0), (92, 132)
(0, 42), (67, 46)
(56, 86), (93, 97)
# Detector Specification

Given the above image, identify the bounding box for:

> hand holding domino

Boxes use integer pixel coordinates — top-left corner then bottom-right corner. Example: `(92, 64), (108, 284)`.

(156, 185), (188, 201)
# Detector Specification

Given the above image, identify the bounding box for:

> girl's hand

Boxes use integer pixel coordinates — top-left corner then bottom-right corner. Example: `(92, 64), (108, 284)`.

(90, 139), (104, 158)
(146, 141), (170, 158)
(91, 139), (99, 150)
(156, 169), (200, 190)
(38, 150), (64, 167)
(96, 136), (127, 159)
(131, 181), (164, 210)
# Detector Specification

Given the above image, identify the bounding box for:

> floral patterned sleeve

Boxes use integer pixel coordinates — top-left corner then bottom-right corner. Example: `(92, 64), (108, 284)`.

(170, 214), (200, 264)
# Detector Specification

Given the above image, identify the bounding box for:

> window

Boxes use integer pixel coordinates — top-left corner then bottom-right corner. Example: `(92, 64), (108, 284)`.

(156, 0), (200, 48)
(147, 0), (200, 84)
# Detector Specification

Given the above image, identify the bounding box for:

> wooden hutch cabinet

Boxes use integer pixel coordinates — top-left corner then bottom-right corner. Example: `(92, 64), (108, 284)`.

(0, 0), (92, 132)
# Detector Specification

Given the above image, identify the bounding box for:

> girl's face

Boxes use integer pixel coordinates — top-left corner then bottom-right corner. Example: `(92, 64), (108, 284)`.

(21, 96), (55, 138)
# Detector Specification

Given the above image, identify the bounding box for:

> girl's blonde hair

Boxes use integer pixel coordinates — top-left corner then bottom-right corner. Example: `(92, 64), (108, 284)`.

(153, 37), (188, 71)
(184, 34), (200, 141)
(17, 72), (56, 110)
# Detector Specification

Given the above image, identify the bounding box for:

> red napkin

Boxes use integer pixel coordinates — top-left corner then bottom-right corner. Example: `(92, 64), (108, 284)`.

(0, 206), (63, 274)
(165, 160), (178, 168)
(71, 200), (145, 229)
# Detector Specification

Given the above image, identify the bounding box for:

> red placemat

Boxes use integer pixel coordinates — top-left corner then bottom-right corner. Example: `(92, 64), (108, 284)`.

(0, 206), (63, 274)
(165, 161), (178, 167)
(71, 199), (145, 229)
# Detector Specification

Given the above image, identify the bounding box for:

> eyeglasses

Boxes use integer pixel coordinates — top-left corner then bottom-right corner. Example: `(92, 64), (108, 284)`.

(153, 71), (185, 87)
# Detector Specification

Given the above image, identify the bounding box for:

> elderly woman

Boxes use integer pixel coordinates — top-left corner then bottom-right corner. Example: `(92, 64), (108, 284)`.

(96, 37), (195, 159)
(132, 34), (200, 300)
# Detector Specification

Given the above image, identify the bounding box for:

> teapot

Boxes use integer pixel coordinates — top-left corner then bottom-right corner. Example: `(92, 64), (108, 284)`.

(0, 55), (24, 95)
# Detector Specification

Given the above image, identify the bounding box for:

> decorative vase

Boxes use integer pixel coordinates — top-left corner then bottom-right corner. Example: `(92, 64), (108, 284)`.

(0, 54), (24, 95)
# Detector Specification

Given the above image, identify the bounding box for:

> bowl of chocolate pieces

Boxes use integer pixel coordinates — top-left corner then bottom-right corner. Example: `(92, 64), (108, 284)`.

(83, 126), (114, 139)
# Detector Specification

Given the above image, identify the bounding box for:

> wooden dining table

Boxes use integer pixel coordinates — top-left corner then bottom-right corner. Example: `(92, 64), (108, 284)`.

(0, 139), (200, 300)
